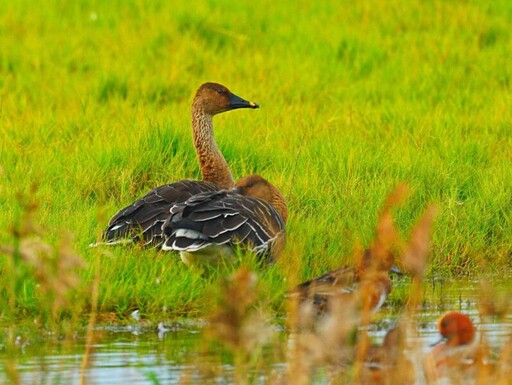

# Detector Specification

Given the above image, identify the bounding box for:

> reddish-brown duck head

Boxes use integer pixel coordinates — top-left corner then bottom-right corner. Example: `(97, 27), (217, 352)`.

(436, 311), (476, 347)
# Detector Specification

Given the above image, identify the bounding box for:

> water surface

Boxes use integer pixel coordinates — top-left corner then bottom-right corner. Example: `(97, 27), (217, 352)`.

(2, 280), (511, 384)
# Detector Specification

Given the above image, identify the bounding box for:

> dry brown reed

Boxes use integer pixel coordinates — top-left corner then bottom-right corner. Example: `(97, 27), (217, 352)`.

(181, 267), (274, 385)
(282, 185), (410, 383)
(207, 268), (271, 354)
(0, 186), (92, 384)
(368, 183), (409, 261)
(195, 187), (511, 384)
(1, 186), (85, 324)
(78, 255), (100, 385)
(402, 205), (438, 279)
(2, 186), (511, 385)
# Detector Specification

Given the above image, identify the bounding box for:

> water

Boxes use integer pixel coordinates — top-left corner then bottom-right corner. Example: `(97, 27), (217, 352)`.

(2, 280), (512, 384)
(5, 323), (210, 385)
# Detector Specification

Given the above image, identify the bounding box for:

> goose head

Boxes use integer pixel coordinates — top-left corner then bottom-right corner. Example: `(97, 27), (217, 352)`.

(193, 82), (259, 116)
(236, 174), (288, 224)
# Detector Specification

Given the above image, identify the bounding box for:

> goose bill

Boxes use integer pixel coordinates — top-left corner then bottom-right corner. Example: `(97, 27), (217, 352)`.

(228, 93), (259, 110)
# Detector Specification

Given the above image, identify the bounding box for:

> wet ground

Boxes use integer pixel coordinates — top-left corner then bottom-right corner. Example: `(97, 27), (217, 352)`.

(2, 280), (512, 384)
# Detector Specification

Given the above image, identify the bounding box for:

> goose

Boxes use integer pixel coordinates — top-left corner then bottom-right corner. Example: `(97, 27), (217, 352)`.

(99, 83), (259, 247)
(161, 174), (288, 266)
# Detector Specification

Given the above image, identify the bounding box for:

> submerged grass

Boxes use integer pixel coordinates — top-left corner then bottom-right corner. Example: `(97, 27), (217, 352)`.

(0, 0), (511, 342)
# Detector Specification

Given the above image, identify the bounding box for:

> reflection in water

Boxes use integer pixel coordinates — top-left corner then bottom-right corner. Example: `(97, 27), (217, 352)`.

(11, 329), (194, 385)
(2, 281), (512, 384)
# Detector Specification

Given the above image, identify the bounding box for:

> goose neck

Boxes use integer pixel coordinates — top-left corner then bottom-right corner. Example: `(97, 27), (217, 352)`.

(191, 110), (234, 189)
(272, 192), (288, 224)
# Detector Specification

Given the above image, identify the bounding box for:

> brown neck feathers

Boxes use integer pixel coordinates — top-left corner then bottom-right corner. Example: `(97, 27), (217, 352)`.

(191, 107), (235, 189)
(271, 189), (288, 224)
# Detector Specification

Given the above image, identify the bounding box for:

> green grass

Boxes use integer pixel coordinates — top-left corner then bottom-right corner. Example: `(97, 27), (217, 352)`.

(1, 0), (511, 322)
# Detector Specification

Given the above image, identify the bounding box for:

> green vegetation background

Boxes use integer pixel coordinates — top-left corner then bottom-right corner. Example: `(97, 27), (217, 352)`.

(1, 0), (511, 320)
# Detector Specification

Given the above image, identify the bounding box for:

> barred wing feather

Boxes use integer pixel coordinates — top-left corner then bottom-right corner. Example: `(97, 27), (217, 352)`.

(101, 180), (220, 247)
(162, 190), (285, 262)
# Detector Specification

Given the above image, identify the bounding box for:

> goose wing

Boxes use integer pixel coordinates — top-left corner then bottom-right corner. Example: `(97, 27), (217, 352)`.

(101, 180), (220, 247)
(162, 190), (286, 262)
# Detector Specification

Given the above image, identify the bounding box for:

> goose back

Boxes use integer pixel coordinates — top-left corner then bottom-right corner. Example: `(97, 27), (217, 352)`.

(102, 180), (220, 247)
(161, 187), (286, 264)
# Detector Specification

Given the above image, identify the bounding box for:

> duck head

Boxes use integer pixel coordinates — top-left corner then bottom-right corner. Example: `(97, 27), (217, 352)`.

(436, 311), (475, 347)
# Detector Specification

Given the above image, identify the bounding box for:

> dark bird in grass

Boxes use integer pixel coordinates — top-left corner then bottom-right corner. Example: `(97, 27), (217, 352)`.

(162, 174), (288, 266)
(96, 83), (259, 247)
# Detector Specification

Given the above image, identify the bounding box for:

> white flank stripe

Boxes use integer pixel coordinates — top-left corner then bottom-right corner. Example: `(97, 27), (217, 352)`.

(109, 223), (124, 232)
(175, 229), (208, 240)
